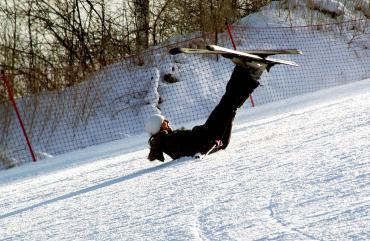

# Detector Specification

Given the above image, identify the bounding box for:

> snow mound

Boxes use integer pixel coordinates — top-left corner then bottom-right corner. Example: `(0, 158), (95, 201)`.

(355, 0), (370, 17)
(308, 0), (345, 16)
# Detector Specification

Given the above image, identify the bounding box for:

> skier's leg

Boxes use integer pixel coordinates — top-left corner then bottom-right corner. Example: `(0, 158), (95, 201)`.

(224, 65), (262, 110)
(204, 65), (261, 134)
(220, 119), (233, 149)
(203, 98), (236, 140)
(195, 63), (265, 153)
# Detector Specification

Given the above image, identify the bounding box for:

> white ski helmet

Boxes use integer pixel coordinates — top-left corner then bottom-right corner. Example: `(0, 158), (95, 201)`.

(145, 114), (166, 135)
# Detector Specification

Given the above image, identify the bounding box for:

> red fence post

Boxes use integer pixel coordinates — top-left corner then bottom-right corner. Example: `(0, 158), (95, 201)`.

(1, 71), (37, 162)
(226, 23), (255, 108)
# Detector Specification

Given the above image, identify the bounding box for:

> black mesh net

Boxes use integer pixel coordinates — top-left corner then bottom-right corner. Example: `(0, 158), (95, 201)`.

(1, 20), (370, 168)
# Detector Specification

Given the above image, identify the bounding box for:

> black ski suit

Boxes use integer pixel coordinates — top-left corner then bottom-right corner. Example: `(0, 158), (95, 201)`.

(148, 64), (265, 161)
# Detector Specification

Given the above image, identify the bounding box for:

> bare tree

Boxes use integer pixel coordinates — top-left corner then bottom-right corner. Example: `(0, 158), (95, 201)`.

(0, 0), (271, 96)
(133, 0), (149, 52)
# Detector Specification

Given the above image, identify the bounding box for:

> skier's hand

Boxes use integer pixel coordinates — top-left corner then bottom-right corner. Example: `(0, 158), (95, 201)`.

(215, 140), (223, 148)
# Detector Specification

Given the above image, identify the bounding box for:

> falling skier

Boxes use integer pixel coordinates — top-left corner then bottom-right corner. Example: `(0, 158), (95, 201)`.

(145, 47), (299, 162)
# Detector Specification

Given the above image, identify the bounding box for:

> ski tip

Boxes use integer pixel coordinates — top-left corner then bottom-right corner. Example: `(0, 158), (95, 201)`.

(294, 49), (304, 55)
(285, 61), (300, 67)
(169, 47), (182, 55)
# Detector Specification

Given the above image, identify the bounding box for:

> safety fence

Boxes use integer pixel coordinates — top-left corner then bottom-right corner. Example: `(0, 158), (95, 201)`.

(1, 20), (370, 169)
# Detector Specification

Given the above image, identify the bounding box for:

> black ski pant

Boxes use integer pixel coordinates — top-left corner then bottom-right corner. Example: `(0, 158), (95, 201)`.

(203, 65), (262, 148)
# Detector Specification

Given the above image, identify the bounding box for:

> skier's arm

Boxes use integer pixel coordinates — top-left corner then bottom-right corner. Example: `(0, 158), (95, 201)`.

(148, 147), (164, 161)
(147, 136), (165, 162)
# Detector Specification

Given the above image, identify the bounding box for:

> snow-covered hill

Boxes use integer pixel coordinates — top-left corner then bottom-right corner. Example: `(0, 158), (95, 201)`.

(1, 1), (370, 239)
(1, 0), (370, 167)
(0, 79), (369, 240)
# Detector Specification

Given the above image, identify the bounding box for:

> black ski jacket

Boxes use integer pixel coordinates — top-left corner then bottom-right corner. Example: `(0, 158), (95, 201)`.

(147, 125), (219, 161)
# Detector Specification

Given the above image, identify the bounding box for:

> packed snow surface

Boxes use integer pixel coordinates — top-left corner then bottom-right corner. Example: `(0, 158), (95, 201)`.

(1, 79), (369, 240)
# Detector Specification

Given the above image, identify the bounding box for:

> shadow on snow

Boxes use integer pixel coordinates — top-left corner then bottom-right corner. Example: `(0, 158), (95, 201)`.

(0, 156), (193, 220)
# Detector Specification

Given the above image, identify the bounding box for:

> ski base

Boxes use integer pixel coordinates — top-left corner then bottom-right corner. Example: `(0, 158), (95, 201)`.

(170, 45), (302, 67)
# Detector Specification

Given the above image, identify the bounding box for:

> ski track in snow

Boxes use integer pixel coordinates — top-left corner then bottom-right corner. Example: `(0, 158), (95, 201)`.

(0, 83), (370, 240)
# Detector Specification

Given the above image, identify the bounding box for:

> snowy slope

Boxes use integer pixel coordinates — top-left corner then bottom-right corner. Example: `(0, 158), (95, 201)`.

(1, 79), (369, 240)
(2, 0), (370, 167)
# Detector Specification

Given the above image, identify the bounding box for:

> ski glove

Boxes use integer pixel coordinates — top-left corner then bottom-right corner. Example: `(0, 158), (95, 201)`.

(215, 140), (223, 148)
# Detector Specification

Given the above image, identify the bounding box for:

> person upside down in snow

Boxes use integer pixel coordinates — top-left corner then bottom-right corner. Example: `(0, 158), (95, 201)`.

(145, 58), (270, 162)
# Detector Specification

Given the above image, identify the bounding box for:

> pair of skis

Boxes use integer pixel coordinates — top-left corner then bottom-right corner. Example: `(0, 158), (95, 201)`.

(169, 44), (302, 67)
